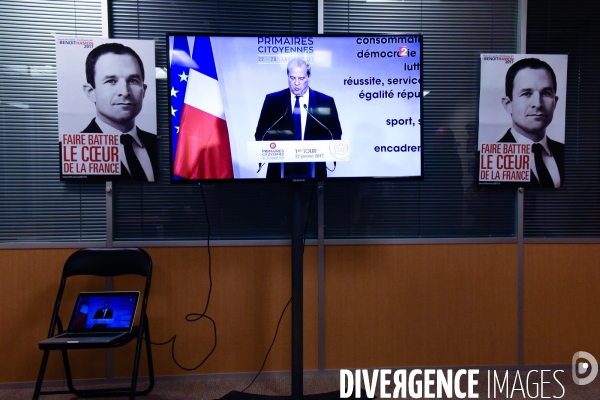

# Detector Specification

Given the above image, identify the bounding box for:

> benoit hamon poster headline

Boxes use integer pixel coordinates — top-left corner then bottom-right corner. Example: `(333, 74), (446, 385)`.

(478, 54), (567, 188)
(56, 37), (157, 182)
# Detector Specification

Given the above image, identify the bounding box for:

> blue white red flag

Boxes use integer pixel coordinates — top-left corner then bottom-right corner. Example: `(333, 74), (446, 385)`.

(171, 36), (233, 179)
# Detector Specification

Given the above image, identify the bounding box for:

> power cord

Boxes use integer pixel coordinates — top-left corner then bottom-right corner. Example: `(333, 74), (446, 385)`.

(144, 183), (217, 371)
(241, 182), (316, 392)
(240, 297), (292, 393)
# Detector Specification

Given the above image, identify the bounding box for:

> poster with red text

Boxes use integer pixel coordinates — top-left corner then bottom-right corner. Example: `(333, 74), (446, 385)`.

(478, 54), (567, 188)
(56, 37), (157, 181)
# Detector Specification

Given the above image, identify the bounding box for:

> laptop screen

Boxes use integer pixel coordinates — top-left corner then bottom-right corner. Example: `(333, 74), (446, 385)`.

(67, 291), (139, 332)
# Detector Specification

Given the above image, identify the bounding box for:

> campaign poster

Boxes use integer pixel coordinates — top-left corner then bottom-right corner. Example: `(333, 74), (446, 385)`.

(478, 54), (568, 188)
(168, 35), (422, 180)
(56, 37), (157, 181)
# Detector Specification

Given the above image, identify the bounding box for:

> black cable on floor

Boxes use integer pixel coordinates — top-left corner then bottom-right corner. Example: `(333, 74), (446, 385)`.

(240, 297), (292, 393)
(145, 183), (217, 371)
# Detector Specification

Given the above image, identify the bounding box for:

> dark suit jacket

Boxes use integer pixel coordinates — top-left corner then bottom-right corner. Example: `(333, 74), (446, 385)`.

(498, 129), (564, 188)
(80, 118), (158, 181)
(92, 308), (113, 319)
(254, 88), (342, 179)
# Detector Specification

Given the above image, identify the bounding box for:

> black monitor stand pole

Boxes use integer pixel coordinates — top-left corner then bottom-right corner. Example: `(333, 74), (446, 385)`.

(291, 182), (304, 400)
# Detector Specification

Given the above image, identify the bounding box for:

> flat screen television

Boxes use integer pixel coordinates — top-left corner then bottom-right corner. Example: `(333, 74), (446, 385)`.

(167, 33), (423, 182)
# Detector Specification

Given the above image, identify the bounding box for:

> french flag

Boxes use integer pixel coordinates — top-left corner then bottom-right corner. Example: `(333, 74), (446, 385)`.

(172, 36), (233, 179)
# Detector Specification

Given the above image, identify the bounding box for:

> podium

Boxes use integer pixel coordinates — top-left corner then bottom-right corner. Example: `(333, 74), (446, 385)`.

(248, 140), (350, 165)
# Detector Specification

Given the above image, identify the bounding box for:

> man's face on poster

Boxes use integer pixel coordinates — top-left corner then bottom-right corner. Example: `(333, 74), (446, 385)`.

(288, 63), (310, 96)
(502, 67), (558, 140)
(84, 52), (146, 131)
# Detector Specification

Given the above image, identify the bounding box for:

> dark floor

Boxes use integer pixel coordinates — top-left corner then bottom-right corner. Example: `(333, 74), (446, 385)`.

(2, 369), (600, 399)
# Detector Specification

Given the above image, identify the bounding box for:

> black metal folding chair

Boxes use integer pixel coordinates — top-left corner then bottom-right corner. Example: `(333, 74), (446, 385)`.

(33, 247), (154, 399)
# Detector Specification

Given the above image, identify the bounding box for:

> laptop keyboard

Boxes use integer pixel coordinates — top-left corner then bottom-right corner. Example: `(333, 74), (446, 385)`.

(60, 332), (122, 338)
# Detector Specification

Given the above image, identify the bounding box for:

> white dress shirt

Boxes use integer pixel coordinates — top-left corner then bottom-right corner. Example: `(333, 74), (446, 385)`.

(95, 118), (155, 181)
(512, 130), (561, 188)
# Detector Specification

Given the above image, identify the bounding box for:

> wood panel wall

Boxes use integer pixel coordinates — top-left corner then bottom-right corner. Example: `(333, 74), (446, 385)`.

(1, 243), (598, 384)
(0, 249), (107, 383)
(113, 246), (319, 377)
(524, 244), (600, 365)
(323, 244), (518, 368)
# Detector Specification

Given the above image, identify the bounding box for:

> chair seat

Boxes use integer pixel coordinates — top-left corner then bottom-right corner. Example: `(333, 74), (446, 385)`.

(38, 326), (142, 350)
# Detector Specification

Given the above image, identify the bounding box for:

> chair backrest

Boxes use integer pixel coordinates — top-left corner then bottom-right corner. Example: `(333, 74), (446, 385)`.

(63, 248), (152, 278)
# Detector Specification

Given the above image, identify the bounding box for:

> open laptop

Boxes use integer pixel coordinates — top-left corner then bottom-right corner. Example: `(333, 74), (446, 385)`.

(39, 291), (139, 347)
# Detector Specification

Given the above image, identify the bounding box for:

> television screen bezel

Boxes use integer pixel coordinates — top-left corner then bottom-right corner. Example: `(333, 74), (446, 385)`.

(166, 32), (424, 183)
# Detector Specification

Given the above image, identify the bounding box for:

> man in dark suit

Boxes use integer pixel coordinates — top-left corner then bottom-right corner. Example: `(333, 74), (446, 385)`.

(499, 58), (564, 188)
(254, 58), (342, 179)
(81, 42), (157, 181)
(92, 302), (113, 319)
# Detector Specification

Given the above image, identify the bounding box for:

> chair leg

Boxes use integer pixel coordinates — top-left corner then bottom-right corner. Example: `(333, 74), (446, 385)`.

(32, 350), (50, 399)
(129, 345), (141, 399)
(60, 348), (78, 394)
(129, 320), (148, 399)
(126, 318), (154, 398)
(144, 318), (155, 393)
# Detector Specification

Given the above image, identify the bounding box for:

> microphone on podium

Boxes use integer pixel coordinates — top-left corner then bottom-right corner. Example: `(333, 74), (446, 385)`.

(303, 104), (338, 172)
(258, 108), (290, 173)
(304, 104), (333, 139)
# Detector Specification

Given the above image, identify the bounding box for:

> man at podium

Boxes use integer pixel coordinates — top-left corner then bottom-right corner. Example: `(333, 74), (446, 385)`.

(254, 58), (342, 179)
(92, 302), (114, 319)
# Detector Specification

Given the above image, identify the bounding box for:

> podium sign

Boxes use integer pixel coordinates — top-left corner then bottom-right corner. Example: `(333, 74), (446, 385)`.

(248, 140), (350, 163)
